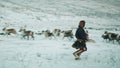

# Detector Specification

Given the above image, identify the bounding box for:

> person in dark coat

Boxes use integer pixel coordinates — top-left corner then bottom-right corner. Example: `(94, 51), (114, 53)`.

(72, 20), (88, 60)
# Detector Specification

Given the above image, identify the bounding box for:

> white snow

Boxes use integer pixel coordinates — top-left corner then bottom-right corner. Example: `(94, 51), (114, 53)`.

(0, 0), (120, 68)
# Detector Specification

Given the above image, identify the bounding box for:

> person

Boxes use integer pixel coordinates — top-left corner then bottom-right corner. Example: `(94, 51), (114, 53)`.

(72, 20), (88, 60)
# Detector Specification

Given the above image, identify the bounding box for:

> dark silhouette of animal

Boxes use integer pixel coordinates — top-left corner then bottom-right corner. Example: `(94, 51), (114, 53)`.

(2, 27), (17, 35)
(102, 31), (120, 44)
(102, 31), (109, 41)
(19, 28), (34, 40)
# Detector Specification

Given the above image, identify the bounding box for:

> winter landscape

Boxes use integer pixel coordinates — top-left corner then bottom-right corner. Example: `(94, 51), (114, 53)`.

(0, 0), (120, 68)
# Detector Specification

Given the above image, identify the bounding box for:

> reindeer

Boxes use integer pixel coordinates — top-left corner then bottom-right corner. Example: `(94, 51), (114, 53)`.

(2, 27), (17, 35)
(19, 28), (34, 40)
(102, 31), (120, 44)
(53, 29), (61, 36)
(61, 30), (73, 40)
(42, 30), (55, 39)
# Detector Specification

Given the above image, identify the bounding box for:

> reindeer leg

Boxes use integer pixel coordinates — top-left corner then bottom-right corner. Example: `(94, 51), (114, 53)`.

(23, 35), (26, 39)
(118, 42), (119, 44)
(32, 35), (34, 40)
(27, 36), (29, 40)
(52, 34), (56, 39)
(62, 36), (65, 40)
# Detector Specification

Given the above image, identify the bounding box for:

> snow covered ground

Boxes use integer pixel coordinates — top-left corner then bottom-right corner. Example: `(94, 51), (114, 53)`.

(0, 30), (120, 68)
(0, 0), (120, 68)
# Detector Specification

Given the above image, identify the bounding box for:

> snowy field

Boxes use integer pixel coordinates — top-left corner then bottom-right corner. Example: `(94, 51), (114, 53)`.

(0, 30), (120, 68)
(0, 0), (120, 68)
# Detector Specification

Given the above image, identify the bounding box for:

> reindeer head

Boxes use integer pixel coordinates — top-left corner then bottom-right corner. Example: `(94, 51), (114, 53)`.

(19, 28), (26, 32)
(2, 27), (6, 31)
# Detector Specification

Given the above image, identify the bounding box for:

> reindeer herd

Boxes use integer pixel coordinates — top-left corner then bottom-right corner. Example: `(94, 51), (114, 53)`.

(36, 29), (74, 40)
(102, 31), (120, 44)
(1, 27), (120, 45)
(0, 27), (74, 40)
